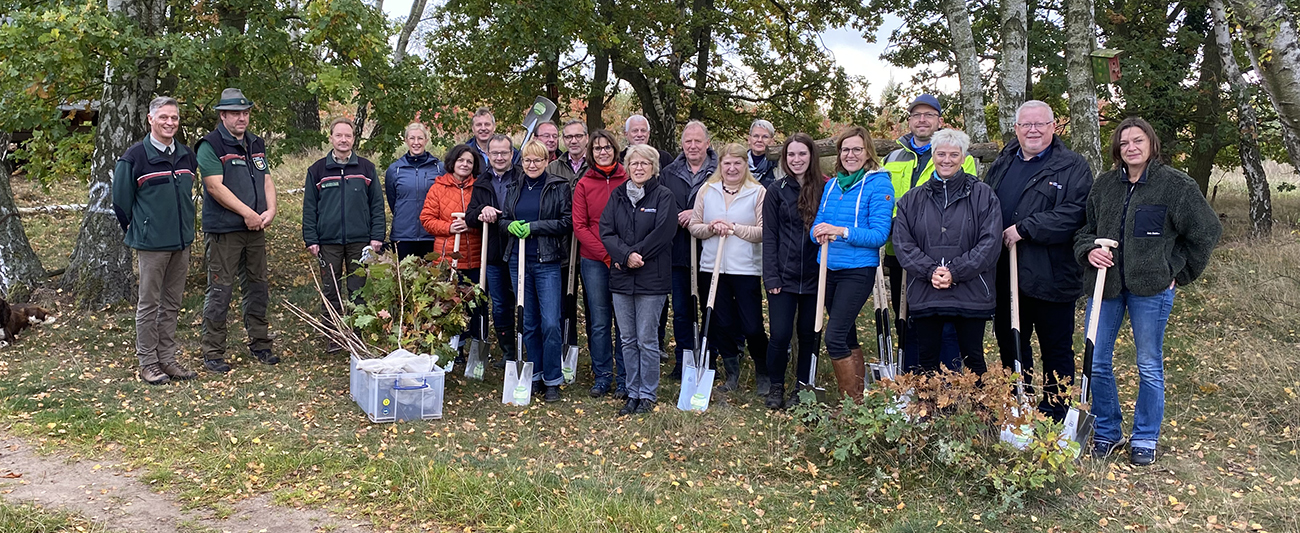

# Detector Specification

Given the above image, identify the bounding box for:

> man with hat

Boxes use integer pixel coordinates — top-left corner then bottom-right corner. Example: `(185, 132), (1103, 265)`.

(112, 96), (200, 384)
(882, 94), (978, 371)
(196, 88), (279, 373)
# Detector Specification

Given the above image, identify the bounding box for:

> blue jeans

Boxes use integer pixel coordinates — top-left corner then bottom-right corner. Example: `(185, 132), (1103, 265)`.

(614, 293), (668, 401)
(580, 258), (626, 389)
(670, 267), (698, 368)
(1087, 287), (1175, 451)
(509, 255), (564, 386)
(485, 263), (516, 348)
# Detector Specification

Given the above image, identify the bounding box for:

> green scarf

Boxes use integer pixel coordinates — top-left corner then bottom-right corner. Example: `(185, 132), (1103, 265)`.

(835, 168), (867, 191)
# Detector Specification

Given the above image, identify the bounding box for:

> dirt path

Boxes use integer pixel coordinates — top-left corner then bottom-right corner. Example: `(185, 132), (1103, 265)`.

(0, 436), (372, 533)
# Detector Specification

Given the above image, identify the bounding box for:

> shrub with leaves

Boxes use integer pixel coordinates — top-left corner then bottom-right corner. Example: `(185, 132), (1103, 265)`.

(344, 252), (483, 361)
(792, 366), (1080, 511)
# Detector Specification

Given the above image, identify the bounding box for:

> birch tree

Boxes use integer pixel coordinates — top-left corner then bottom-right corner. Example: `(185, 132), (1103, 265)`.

(1224, 0), (1300, 156)
(0, 131), (47, 299)
(1211, 0), (1272, 237)
(1243, 40), (1300, 174)
(998, 0), (1028, 142)
(939, 0), (989, 143)
(1064, 0), (1103, 172)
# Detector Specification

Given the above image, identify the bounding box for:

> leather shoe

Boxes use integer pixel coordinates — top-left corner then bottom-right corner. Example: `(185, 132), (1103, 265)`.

(253, 349), (279, 365)
(140, 364), (170, 385)
(589, 382), (612, 398)
(544, 385), (561, 403)
(160, 362), (197, 380)
(634, 398), (655, 414)
(617, 398), (638, 416)
(204, 358), (232, 373)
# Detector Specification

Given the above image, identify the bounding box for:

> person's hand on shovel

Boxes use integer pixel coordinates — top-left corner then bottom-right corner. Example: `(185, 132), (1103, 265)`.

(709, 220), (733, 236)
(1087, 246), (1114, 269)
(450, 217), (468, 234)
(812, 222), (846, 245)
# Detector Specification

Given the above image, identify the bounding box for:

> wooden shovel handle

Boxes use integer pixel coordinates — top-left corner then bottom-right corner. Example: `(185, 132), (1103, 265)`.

(1010, 241), (1019, 331)
(815, 240), (830, 333)
(1085, 238), (1119, 342)
(705, 235), (727, 310)
(478, 226), (489, 287)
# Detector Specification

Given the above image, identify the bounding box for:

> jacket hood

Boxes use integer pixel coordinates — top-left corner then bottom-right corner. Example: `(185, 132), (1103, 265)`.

(398, 152), (443, 168)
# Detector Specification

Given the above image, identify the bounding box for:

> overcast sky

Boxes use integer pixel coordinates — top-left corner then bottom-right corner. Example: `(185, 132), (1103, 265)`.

(381, 0), (934, 102)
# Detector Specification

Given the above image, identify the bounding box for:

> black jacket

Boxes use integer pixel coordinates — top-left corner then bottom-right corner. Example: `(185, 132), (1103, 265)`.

(661, 149), (718, 268)
(893, 173), (1002, 318)
(465, 166), (522, 265)
(496, 171), (572, 264)
(762, 175), (821, 294)
(198, 124), (269, 234)
(302, 152), (386, 246)
(983, 137), (1094, 302)
(600, 177), (678, 295)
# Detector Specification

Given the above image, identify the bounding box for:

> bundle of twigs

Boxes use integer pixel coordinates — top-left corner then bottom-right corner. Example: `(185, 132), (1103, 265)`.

(283, 264), (378, 359)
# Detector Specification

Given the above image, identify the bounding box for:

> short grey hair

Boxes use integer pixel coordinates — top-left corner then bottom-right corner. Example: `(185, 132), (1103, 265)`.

(563, 118), (588, 134)
(930, 129), (971, 157)
(749, 119), (775, 137)
(148, 96), (179, 117)
(487, 133), (512, 148)
(681, 120), (709, 141)
(1014, 100), (1054, 124)
(473, 107), (495, 122)
(624, 114), (649, 132)
(623, 144), (662, 175)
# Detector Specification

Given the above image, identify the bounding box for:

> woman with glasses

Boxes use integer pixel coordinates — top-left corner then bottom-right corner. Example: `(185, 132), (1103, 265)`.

(688, 143), (769, 394)
(498, 140), (573, 403)
(385, 122), (445, 259)
(601, 144), (678, 415)
(573, 130), (629, 397)
(810, 126), (895, 398)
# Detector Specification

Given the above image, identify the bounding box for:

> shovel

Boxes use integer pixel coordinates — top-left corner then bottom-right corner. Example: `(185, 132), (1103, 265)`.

(520, 96), (558, 145)
(464, 225), (489, 380)
(679, 237), (701, 380)
(502, 237), (534, 406)
(678, 235), (725, 412)
(797, 240), (832, 403)
(1000, 243), (1039, 450)
(1062, 238), (1117, 452)
(870, 251), (898, 384)
(560, 240), (580, 384)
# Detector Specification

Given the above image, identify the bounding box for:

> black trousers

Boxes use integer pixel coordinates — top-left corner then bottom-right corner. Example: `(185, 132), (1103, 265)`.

(823, 267), (873, 360)
(913, 315), (988, 374)
(766, 290), (818, 387)
(393, 240), (436, 261)
(885, 254), (962, 371)
(699, 273), (768, 375)
(994, 250), (1076, 419)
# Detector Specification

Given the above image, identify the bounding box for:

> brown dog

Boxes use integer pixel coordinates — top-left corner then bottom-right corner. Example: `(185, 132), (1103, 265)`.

(3, 303), (55, 345)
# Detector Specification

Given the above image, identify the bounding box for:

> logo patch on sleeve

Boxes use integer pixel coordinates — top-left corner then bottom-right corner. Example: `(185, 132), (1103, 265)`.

(252, 155), (268, 171)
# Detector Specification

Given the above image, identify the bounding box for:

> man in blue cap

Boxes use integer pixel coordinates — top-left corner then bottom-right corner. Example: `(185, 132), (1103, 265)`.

(882, 94), (977, 371)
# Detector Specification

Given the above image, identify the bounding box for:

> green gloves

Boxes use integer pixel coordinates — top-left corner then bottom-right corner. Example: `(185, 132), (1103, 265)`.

(507, 220), (531, 238)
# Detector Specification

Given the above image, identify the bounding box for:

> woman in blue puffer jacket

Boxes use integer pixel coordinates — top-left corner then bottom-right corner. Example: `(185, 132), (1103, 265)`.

(810, 125), (895, 399)
(385, 122), (445, 258)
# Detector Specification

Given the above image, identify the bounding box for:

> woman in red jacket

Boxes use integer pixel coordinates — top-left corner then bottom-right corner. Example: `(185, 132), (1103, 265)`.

(420, 144), (485, 363)
(572, 130), (628, 397)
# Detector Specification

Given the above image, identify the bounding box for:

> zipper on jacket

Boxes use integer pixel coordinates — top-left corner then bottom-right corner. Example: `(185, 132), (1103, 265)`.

(169, 157), (185, 249)
(339, 165), (348, 245)
(1118, 181), (1136, 291)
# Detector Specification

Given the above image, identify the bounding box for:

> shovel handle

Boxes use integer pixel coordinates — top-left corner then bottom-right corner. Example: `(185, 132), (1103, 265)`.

(517, 236), (526, 308)
(690, 235), (699, 300)
(1085, 238), (1119, 343)
(705, 235), (727, 310)
(1010, 241), (1020, 332)
(565, 238), (579, 295)
(450, 213), (464, 278)
(815, 240), (830, 333)
(478, 226), (489, 287)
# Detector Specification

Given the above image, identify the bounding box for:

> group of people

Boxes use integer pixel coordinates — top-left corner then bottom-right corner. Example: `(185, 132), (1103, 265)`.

(113, 87), (1221, 466)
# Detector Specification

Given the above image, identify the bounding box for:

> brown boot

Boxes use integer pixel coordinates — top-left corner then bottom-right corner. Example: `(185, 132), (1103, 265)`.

(160, 361), (197, 380)
(831, 355), (864, 399)
(140, 364), (170, 385)
(850, 348), (867, 386)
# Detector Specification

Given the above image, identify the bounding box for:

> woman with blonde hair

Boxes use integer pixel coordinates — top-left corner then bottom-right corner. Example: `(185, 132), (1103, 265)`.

(688, 143), (769, 394)
(385, 122), (444, 258)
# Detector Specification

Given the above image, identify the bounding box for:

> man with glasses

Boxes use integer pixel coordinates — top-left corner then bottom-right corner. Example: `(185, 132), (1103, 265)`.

(536, 121), (562, 162)
(983, 100), (1094, 422)
(882, 95), (977, 371)
(546, 119), (589, 185)
(620, 114), (674, 169)
(466, 134), (524, 369)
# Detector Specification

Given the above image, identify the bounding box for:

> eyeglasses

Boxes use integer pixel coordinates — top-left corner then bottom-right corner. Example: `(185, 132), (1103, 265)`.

(909, 112), (939, 120)
(592, 145), (615, 153)
(840, 147), (865, 155)
(1017, 121), (1054, 131)
(488, 151), (512, 157)
(627, 160), (653, 167)
(521, 158), (546, 165)
(563, 134), (587, 141)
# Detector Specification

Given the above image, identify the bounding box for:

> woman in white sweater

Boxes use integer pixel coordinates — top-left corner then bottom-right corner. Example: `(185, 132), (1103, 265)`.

(689, 143), (769, 394)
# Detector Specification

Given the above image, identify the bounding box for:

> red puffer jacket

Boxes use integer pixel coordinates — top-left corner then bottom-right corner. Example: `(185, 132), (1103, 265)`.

(419, 172), (482, 270)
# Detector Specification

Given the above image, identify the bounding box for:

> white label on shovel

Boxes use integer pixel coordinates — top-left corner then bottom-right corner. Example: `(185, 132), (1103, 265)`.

(690, 393), (708, 411)
(513, 385), (529, 405)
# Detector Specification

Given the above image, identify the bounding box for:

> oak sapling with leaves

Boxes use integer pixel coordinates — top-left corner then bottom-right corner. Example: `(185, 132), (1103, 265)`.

(346, 253), (484, 362)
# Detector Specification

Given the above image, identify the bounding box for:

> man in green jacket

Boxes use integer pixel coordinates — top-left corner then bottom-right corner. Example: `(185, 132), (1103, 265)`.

(881, 94), (978, 370)
(111, 96), (199, 385)
(302, 117), (386, 351)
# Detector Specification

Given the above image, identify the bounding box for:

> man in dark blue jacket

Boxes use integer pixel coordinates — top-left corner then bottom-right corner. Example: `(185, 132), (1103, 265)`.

(112, 96), (198, 385)
(983, 100), (1094, 421)
(660, 121), (717, 379)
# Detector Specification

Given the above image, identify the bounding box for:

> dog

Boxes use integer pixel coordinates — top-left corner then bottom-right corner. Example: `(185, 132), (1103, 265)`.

(3, 302), (55, 345)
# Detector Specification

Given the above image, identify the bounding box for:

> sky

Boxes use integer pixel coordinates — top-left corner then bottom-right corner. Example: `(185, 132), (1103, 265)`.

(380, 1), (931, 102)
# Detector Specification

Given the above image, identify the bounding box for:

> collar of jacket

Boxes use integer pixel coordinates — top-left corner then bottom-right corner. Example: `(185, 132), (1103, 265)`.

(325, 151), (359, 169)
(518, 170), (566, 188)
(670, 148), (719, 177)
(619, 176), (663, 197)
(436, 171), (475, 189)
(706, 179), (762, 199)
(141, 136), (190, 163)
(1119, 160), (1159, 184)
(999, 136), (1071, 171)
(400, 152), (441, 168)
(925, 170), (975, 196)
(583, 162), (627, 181)
(216, 122), (256, 152)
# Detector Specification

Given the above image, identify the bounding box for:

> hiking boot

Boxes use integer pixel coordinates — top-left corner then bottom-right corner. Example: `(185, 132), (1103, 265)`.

(716, 357), (740, 393)
(618, 398), (638, 416)
(756, 373), (770, 396)
(544, 385), (561, 403)
(766, 382), (786, 410)
(253, 349), (280, 365)
(140, 364), (170, 385)
(613, 385), (628, 400)
(1130, 447), (1156, 466)
(159, 361), (197, 380)
(1091, 438), (1127, 459)
(634, 398), (655, 414)
(590, 382), (612, 398)
(204, 358), (232, 374)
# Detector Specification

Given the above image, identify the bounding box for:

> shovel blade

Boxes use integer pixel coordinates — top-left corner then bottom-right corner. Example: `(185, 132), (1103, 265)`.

(464, 339), (487, 381)
(676, 367), (700, 411)
(682, 349), (697, 373)
(1075, 412), (1096, 451)
(691, 368), (717, 411)
(561, 345), (579, 384)
(796, 382), (827, 404)
(502, 361), (519, 404)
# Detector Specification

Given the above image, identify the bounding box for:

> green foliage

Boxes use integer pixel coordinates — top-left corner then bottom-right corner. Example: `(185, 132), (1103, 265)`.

(793, 367), (1079, 511)
(10, 127), (92, 185)
(345, 252), (484, 361)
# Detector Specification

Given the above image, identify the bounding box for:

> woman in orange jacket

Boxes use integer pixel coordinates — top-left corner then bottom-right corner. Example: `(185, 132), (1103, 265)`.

(421, 144), (486, 362)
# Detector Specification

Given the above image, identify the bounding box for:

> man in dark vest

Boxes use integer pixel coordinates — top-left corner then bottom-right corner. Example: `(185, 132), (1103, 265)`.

(196, 88), (279, 373)
(112, 96), (199, 385)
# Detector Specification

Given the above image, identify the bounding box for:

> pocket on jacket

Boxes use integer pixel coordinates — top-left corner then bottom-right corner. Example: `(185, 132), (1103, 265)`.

(1133, 204), (1167, 238)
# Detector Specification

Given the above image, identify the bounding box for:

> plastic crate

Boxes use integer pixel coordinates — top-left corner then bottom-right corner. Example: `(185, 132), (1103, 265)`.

(350, 355), (445, 422)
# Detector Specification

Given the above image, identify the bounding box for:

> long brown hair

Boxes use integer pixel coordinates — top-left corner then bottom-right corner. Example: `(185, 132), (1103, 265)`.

(1108, 116), (1162, 170)
(780, 133), (824, 229)
(833, 125), (879, 175)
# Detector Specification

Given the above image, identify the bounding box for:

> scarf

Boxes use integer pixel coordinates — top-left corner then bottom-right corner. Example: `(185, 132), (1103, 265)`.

(626, 180), (646, 206)
(908, 136), (932, 154)
(835, 168), (867, 191)
(408, 151), (430, 166)
(594, 161), (618, 175)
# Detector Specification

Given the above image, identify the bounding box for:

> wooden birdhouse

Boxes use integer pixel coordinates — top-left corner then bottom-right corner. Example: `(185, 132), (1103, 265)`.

(1090, 49), (1122, 84)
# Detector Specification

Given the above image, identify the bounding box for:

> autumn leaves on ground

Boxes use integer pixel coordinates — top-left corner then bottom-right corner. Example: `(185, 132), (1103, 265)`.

(2, 161), (1299, 533)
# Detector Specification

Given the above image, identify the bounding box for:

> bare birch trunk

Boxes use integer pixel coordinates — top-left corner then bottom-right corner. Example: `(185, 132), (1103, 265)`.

(0, 131), (47, 299)
(1225, 0), (1300, 155)
(940, 0), (989, 143)
(1212, 0), (1273, 237)
(998, 0), (1028, 142)
(1242, 38), (1300, 175)
(1065, 0), (1103, 173)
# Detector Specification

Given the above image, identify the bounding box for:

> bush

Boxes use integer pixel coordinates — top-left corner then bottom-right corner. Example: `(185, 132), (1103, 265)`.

(345, 252), (484, 361)
(792, 366), (1080, 511)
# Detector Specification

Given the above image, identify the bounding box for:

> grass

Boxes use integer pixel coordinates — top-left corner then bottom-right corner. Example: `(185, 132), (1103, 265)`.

(4, 156), (1300, 532)
(0, 500), (109, 533)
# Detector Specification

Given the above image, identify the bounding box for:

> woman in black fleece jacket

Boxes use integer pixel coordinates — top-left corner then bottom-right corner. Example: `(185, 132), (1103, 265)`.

(1073, 117), (1221, 466)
